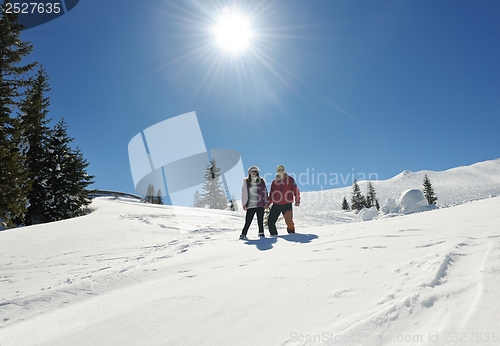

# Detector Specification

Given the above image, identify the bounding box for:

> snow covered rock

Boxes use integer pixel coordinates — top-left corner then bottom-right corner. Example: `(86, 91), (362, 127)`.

(381, 189), (436, 216)
(381, 197), (400, 214)
(399, 189), (429, 214)
(358, 206), (379, 221)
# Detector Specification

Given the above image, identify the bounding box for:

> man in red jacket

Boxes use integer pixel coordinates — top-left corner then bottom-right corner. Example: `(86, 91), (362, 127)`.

(268, 164), (300, 235)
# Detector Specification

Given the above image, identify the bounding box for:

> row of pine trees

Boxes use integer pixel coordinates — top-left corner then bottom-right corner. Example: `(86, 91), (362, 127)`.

(145, 184), (164, 205)
(0, 7), (94, 228)
(342, 174), (437, 211)
(342, 180), (380, 211)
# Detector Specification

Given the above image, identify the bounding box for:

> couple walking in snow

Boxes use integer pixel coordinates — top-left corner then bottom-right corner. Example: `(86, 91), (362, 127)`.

(239, 164), (300, 240)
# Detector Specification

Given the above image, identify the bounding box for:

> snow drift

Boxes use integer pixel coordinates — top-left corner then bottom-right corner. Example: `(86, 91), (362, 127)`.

(381, 189), (435, 216)
(358, 206), (379, 221)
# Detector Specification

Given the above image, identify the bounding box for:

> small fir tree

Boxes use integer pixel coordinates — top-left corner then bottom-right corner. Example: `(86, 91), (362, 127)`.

(145, 184), (155, 203)
(351, 180), (366, 211)
(43, 119), (94, 221)
(264, 207), (270, 226)
(228, 193), (238, 211)
(192, 190), (203, 208)
(365, 181), (379, 209)
(264, 207), (283, 226)
(154, 189), (163, 205)
(200, 159), (227, 210)
(423, 174), (437, 205)
(341, 197), (350, 210)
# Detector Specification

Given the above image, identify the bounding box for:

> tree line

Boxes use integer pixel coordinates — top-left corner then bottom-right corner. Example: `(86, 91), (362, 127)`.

(342, 180), (380, 211)
(145, 184), (164, 205)
(342, 174), (437, 211)
(1, 6), (94, 228)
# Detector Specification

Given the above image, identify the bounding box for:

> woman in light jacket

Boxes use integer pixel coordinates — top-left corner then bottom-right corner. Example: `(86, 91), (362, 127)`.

(240, 166), (269, 240)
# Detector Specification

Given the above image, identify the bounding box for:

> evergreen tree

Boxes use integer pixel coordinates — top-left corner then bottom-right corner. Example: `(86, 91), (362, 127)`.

(351, 180), (366, 211)
(341, 197), (350, 210)
(192, 190), (203, 208)
(0, 4), (37, 227)
(154, 189), (163, 205)
(18, 67), (52, 224)
(423, 174), (437, 205)
(145, 183), (155, 203)
(264, 207), (270, 226)
(264, 206), (283, 226)
(200, 159), (227, 209)
(365, 181), (379, 209)
(228, 192), (238, 211)
(43, 119), (94, 221)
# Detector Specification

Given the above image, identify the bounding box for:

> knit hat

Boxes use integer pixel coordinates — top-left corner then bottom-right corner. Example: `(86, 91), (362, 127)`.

(248, 166), (260, 175)
(276, 164), (285, 172)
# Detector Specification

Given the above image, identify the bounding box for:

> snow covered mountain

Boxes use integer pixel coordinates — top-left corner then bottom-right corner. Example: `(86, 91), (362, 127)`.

(1, 158), (500, 346)
(305, 158), (500, 207)
(297, 158), (500, 226)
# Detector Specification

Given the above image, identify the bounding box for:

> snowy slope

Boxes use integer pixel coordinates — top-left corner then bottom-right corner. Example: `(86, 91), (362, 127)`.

(1, 159), (500, 346)
(297, 158), (500, 225)
(1, 196), (500, 345)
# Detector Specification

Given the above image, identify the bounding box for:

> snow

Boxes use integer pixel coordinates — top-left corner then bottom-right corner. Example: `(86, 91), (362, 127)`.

(358, 206), (379, 221)
(381, 197), (400, 215)
(380, 189), (433, 217)
(1, 159), (500, 346)
(399, 189), (428, 213)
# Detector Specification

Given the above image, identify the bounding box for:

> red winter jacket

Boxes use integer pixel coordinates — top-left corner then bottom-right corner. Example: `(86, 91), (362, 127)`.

(269, 174), (300, 205)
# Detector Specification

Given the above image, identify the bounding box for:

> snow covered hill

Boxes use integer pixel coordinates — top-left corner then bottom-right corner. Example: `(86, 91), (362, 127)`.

(1, 159), (500, 346)
(297, 158), (500, 226)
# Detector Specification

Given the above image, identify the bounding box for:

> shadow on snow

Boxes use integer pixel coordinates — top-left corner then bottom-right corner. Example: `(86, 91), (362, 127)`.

(244, 233), (318, 251)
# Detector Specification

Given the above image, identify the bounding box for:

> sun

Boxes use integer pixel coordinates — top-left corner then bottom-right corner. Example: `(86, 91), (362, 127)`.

(213, 11), (253, 54)
(153, 1), (314, 106)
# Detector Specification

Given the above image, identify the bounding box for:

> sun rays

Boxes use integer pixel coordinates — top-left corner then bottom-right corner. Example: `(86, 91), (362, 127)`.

(148, 0), (335, 112)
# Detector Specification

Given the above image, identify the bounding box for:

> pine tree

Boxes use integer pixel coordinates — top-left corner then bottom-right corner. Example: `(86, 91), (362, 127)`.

(341, 197), (350, 210)
(264, 206), (283, 226)
(192, 190), (203, 208)
(43, 119), (94, 221)
(351, 180), (366, 211)
(365, 181), (379, 209)
(155, 189), (163, 205)
(228, 193), (238, 211)
(200, 159), (227, 210)
(145, 184), (155, 203)
(264, 207), (270, 226)
(0, 4), (37, 227)
(423, 174), (437, 205)
(18, 67), (52, 224)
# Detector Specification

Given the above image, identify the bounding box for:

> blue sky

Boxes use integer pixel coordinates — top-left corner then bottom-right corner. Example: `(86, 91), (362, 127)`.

(20, 0), (500, 205)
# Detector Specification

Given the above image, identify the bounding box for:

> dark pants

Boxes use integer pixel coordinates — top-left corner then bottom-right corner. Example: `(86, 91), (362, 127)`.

(241, 207), (265, 236)
(268, 203), (295, 235)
